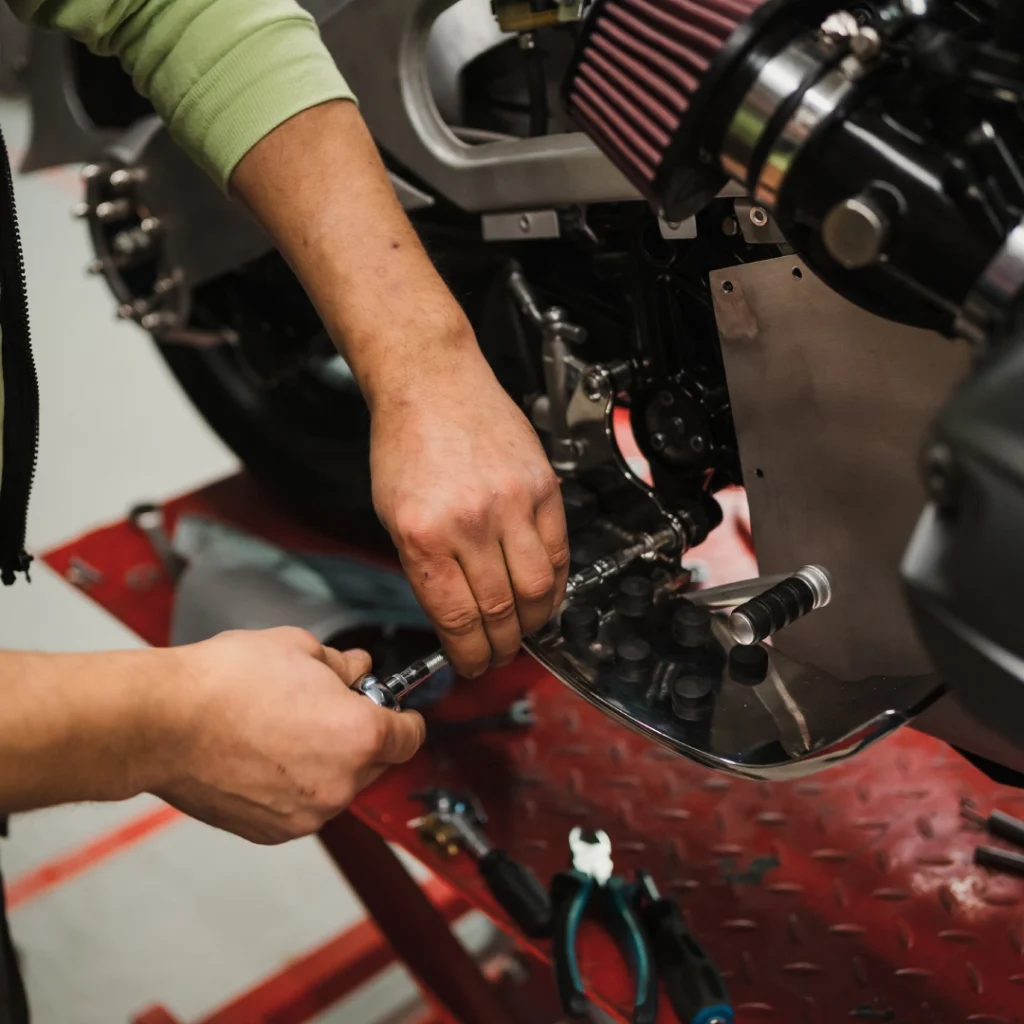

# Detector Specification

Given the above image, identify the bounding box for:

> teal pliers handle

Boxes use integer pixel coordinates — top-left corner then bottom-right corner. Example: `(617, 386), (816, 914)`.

(551, 870), (658, 1024)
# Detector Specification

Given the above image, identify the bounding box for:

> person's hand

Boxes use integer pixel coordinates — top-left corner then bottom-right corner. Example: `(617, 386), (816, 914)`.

(230, 101), (568, 674)
(370, 352), (570, 678)
(150, 628), (425, 844)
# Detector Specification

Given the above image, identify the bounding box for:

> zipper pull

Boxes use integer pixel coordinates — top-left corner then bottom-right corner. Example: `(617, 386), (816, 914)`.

(1, 550), (33, 586)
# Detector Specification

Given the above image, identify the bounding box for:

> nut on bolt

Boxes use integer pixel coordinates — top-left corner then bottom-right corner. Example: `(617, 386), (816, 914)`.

(583, 367), (609, 402)
(923, 442), (961, 512)
(819, 10), (860, 45)
(583, 361), (632, 403)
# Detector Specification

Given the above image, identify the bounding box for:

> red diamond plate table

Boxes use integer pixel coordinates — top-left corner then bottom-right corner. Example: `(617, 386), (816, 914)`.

(43, 475), (1024, 1024)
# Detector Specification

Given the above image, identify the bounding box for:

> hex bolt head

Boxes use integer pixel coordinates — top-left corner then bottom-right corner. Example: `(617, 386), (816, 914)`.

(141, 311), (179, 331)
(109, 167), (145, 190)
(95, 198), (133, 222)
(672, 602), (712, 648)
(823, 195), (890, 269)
(923, 442), (961, 512)
(583, 369), (607, 402)
(729, 643), (769, 685)
(616, 576), (654, 619)
(615, 638), (654, 684)
(562, 603), (600, 644)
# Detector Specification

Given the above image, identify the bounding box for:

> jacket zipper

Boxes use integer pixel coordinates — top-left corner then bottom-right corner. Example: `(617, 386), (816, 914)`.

(0, 122), (38, 585)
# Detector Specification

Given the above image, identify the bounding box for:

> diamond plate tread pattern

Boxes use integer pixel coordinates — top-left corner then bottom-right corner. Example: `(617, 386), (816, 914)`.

(356, 660), (1024, 1024)
(41, 480), (1024, 1024)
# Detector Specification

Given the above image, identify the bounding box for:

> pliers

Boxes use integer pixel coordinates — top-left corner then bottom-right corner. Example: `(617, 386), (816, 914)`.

(551, 827), (659, 1024)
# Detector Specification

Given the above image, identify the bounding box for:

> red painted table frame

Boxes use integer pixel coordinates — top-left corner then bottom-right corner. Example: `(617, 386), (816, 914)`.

(44, 476), (1024, 1024)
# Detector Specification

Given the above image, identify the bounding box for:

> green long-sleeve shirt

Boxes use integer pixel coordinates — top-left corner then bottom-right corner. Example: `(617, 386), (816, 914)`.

(0, 1), (355, 578)
(8, 0), (356, 189)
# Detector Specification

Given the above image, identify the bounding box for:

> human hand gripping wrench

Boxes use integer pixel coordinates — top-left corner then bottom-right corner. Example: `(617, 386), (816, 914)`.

(356, 526), (680, 709)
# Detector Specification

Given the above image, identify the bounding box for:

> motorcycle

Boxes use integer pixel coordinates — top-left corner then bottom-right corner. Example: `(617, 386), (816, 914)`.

(21, 0), (1024, 784)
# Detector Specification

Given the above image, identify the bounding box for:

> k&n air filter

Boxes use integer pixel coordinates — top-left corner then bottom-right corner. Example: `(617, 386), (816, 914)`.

(565, 0), (834, 219)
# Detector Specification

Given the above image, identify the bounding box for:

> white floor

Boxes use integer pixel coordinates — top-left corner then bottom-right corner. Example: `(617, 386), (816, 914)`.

(0, 97), (458, 1024)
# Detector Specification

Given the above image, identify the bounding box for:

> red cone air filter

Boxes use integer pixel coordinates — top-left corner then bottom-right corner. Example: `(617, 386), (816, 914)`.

(566, 0), (822, 218)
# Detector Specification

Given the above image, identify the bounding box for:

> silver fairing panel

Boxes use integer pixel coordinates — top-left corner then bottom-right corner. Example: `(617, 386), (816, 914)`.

(47, 0), (642, 288)
(23, 0), (637, 212)
(318, 0), (639, 211)
(712, 257), (1017, 771)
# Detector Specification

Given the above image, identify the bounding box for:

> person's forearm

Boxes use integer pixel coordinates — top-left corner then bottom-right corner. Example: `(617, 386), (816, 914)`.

(0, 650), (174, 813)
(231, 100), (481, 411)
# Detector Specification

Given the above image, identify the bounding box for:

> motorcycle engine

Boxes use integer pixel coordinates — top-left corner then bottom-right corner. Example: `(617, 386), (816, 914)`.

(59, 0), (1024, 780)
(567, 0), (1024, 775)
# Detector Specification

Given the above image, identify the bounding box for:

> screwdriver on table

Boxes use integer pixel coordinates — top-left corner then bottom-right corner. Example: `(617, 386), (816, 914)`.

(357, 526), (679, 709)
(965, 805), (1024, 877)
(635, 872), (733, 1024)
(411, 788), (553, 939)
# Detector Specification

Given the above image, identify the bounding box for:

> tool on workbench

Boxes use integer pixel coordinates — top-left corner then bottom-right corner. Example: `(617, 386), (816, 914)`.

(965, 804), (1024, 878)
(129, 502), (187, 582)
(357, 526), (682, 709)
(550, 828), (659, 1024)
(410, 788), (553, 939)
(634, 873), (733, 1024)
(427, 697), (536, 744)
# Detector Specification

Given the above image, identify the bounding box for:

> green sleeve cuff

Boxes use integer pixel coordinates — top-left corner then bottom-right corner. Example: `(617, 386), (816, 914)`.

(166, 17), (356, 191)
(8, 0), (357, 193)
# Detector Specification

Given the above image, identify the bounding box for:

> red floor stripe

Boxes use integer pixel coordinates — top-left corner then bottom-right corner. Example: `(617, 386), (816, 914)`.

(5, 804), (184, 910)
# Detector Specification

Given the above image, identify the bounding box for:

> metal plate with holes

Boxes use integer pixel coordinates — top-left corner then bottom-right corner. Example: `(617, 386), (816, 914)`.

(712, 257), (970, 682)
(658, 217), (697, 241)
(482, 211), (561, 242)
(709, 259), (1020, 770)
(734, 200), (787, 246)
(524, 594), (942, 783)
(319, 0), (639, 213)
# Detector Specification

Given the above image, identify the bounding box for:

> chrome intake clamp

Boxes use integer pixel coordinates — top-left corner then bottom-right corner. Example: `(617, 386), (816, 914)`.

(720, 35), (833, 188)
(716, 31), (855, 213)
(753, 69), (854, 209)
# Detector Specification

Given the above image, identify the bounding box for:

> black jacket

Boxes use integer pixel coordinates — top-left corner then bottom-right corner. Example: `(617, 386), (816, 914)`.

(0, 873), (28, 1024)
(0, 110), (39, 1022)
(0, 120), (39, 585)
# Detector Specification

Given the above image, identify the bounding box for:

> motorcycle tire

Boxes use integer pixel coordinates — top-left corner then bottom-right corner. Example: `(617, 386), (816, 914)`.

(153, 224), (541, 527)
(155, 340), (375, 521)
